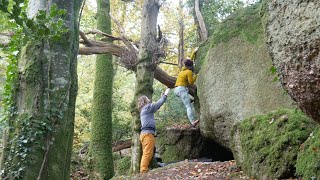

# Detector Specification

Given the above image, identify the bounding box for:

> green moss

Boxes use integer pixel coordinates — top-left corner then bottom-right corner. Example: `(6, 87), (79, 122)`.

(195, 41), (210, 74)
(114, 155), (131, 176)
(160, 146), (183, 163)
(259, 0), (268, 32)
(156, 126), (199, 163)
(210, 3), (263, 47)
(232, 109), (317, 179)
(296, 127), (320, 179)
(195, 3), (264, 72)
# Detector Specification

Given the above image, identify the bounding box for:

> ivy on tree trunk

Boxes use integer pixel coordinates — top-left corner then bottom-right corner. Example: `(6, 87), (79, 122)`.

(1, 0), (82, 179)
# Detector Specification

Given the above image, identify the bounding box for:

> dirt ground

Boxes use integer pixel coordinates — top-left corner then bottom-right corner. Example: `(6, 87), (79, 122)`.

(112, 160), (249, 180)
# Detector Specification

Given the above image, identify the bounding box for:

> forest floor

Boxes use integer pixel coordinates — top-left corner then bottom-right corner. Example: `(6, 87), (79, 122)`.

(117, 160), (249, 180)
(72, 159), (300, 180)
(72, 160), (249, 179)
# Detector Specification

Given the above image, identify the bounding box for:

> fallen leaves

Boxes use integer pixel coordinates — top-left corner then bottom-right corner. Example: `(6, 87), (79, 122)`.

(125, 160), (249, 180)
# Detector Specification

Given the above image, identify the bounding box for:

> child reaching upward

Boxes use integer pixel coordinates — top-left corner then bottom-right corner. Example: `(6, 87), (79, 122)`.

(138, 88), (170, 173)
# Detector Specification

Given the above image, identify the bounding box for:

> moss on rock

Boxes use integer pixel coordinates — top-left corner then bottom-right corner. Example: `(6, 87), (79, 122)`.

(156, 126), (203, 163)
(296, 127), (320, 179)
(196, 3), (263, 72)
(231, 109), (316, 179)
(210, 3), (263, 47)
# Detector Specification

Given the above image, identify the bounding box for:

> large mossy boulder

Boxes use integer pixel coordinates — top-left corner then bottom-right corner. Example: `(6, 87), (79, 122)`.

(155, 125), (233, 163)
(296, 127), (320, 179)
(265, 0), (320, 123)
(231, 109), (317, 179)
(197, 3), (294, 149)
(156, 127), (204, 163)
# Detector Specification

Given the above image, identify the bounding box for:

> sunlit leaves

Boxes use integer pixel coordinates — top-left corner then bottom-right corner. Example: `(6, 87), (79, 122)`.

(186, 0), (247, 36)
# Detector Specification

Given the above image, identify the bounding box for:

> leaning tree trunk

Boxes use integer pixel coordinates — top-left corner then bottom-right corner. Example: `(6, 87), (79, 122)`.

(89, 0), (114, 179)
(178, 0), (184, 69)
(1, 0), (81, 179)
(265, 0), (320, 123)
(130, 0), (160, 173)
(194, 0), (207, 42)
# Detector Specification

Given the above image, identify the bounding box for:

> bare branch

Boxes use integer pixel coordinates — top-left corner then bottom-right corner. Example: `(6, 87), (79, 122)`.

(0, 29), (193, 96)
(159, 61), (178, 66)
(79, 31), (93, 47)
(0, 41), (9, 47)
(79, 43), (125, 56)
(0, 32), (14, 37)
(85, 29), (122, 41)
(110, 13), (139, 52)
(112, 139), (132, 152)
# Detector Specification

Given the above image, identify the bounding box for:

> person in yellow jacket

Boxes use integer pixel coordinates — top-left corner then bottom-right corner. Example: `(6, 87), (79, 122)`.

(174, 59), (199, 127)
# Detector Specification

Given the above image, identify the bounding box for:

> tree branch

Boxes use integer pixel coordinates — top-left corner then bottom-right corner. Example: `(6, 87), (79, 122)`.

(159, 61), (178, 66)
(110, 13), (139, 52)
(86, 29), (122, 41)
(79, 31), (93, 47)
(112, 139), (132, 152)
(0, 41), (9, 47)
(78, 39), (196, 96)
(3, 29), (196, 96)
(0, 32), (14, 37)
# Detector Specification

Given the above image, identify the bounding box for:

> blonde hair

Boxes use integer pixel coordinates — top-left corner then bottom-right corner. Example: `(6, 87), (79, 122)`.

(137, 95), (150, 112)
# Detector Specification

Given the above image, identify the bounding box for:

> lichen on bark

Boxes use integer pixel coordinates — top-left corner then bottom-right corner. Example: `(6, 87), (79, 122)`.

(1, 0), (82, 179)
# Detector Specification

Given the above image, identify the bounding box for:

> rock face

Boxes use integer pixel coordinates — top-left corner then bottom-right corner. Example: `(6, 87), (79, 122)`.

(231, 109), (316, 179)
(265, 0), (320, 123)
(156, 128), (204, 162)
(156, 127), (233, 163)
(197, 4), (294, 149)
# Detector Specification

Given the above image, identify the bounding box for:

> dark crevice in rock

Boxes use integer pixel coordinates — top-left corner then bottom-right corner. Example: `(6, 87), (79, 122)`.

(199, 138), (234, 162)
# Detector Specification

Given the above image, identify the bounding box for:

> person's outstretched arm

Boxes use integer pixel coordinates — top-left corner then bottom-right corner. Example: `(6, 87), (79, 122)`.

(149, 89), (170, 112)
(190, 47), (199, 61)
(149, 95), (167, 113)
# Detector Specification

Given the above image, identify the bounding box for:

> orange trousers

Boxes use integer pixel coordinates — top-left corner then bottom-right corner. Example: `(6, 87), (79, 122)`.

(140, 133), (155, 173)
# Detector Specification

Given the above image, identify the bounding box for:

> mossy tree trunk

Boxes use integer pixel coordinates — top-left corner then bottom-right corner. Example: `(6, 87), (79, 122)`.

(130, 0), (160, 173)
(89, 0), (114, 179)
(0, 0), (81, 179)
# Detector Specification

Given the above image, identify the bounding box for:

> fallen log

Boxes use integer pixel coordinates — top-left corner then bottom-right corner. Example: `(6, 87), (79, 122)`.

(112, 139), (132, 152)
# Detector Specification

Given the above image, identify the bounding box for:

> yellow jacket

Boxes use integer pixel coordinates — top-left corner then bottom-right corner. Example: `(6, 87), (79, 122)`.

(175, 67), (197, 87)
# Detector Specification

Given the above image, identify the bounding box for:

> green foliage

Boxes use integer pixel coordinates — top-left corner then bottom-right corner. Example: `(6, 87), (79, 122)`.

(4, 114), (52, 178)
(270, 66), (279, 82)
(113, 154), (131, 176)
(194, 40), (210, 73)
(112, 68), (135, 141)
(74, 64), (134, 152)
(186, 0), (246, 37)
(296, 127), (320, 179)
(0, 1), (70, 178)
(202, 0), (244, 36)
(232, 109), (317, 179)
(1, 1), (68, 122)
(195, 3), (264, 71)
(153, 80), (189, 125)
